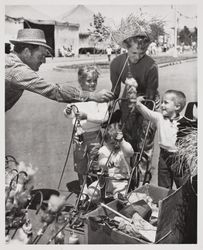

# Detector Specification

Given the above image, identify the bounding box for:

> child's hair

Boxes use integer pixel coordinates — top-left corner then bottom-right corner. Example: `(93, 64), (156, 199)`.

(104, 123), (122, 142)
(165, 90), (186, 112)
(78, 65), (100, 84)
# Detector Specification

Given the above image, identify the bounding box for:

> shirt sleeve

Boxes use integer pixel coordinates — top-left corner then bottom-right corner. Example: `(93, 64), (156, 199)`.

(120, 139), (134, 157)
(11, 63), (89, 103)
(110, 59), (122, 99)
(145, 63), (159, 100)
(98, 146), (109, 168)
(136, 102), (160, 125)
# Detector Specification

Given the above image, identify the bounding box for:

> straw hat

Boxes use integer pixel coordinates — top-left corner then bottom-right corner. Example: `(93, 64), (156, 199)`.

(10, 28), (52, 50)
(112, 14), (151, 48)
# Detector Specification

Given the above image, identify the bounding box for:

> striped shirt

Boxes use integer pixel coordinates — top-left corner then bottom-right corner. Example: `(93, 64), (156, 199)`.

(5, 53), (89, 111)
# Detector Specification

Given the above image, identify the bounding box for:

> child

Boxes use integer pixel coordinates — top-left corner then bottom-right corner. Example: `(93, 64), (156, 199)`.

(64, 65), (109, 187)
(98, 123), (134, 198)
(135, 90), (187, 189)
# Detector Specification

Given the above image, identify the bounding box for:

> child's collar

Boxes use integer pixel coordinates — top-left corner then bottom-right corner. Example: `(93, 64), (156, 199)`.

(166, 113), (181, 122)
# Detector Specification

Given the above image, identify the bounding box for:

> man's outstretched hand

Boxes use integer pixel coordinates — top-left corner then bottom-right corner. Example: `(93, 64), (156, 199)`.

(89, 89), (114, 102)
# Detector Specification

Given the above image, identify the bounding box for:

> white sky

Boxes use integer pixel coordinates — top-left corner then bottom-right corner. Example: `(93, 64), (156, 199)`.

(31, 4), (197, 30)
(4, 0), (198, 30)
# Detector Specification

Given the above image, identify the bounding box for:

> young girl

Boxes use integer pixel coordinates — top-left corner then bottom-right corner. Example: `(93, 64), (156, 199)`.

(64, 65), (109, 187)
(81, 123), (134, 203)
(98, 123), (134, 198)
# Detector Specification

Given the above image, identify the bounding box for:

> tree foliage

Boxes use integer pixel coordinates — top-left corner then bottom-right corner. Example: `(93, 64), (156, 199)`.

(149, 17), (165, 42)
(89, 12), (111, 47)
(178, 26), (197, 45)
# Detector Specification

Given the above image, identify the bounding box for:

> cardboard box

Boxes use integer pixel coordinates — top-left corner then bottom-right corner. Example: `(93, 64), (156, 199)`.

(84, 184), (173, 244)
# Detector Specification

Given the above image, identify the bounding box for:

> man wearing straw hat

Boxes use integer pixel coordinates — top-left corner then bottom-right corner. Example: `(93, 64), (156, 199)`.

(110, 18), (160, 183)
(5, 28), (114, 112)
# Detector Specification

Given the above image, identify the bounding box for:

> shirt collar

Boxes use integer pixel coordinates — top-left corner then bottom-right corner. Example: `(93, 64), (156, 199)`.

(165, 114), (181, 122)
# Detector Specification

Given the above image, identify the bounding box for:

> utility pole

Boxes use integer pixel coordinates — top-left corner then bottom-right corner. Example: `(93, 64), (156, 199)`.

(173, 5), (178, 57)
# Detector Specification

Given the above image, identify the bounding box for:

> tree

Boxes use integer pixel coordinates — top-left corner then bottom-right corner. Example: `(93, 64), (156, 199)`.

(88, 12), (111, 54)
(178, 26), (192, 45)
(149, 18), (165, 42)
(191, 27), (197, 43)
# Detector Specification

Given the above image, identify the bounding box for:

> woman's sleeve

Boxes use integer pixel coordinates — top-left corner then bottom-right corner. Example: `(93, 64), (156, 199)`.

(145, 63), (159, 100)
(110, 60), (122, 99)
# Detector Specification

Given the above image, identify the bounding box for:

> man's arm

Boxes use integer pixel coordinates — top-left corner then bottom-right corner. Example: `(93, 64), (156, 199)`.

(88, 90), (114, 103)
(10, 63), (114, 103)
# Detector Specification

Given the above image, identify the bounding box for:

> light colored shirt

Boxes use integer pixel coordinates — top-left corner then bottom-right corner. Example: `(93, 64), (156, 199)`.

(98, 141), (134, 179)
(106, 47), (112, 55)
(5, 52), (89, 111)
(136, 104), (180, 152)
(64, 101), (109, 132)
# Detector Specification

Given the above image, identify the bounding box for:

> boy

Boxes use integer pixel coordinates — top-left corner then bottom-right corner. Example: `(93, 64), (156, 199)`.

(64, 65), (109, 186)
(135, 90), (187, 189)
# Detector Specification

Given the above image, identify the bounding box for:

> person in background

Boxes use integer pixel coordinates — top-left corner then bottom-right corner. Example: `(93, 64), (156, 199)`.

(5, 28), (114, 112)
(106, 45), (113, 62)
(64, 65), (109, 187)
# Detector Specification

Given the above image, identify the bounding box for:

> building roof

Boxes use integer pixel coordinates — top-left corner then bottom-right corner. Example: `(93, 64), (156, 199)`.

(5, 5), (79, 28)
(59, 5), (94, 34)
(5, 5), (52, 20)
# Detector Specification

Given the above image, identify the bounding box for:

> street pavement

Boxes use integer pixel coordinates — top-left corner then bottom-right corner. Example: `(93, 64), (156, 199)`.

(6, 57), (197, 189)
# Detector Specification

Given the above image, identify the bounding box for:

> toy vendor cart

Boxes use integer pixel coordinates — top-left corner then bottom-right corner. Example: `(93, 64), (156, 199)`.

(84, 178), (197, 244)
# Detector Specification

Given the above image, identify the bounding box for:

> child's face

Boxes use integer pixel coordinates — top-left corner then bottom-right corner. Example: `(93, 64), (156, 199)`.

(108, 138), (120, 151)
(79, 70), (98, 92)
(106, 131), (122, 151)
(161, 93), (179, 118)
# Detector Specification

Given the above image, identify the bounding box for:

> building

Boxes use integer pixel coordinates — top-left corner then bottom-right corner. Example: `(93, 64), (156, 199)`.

(5, 5), (80, 57)
(59, 4), (94, 53)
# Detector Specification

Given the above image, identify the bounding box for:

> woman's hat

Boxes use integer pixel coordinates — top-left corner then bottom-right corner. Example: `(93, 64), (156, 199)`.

(112, 14), (151, 48)
(10, 28), (52, 51)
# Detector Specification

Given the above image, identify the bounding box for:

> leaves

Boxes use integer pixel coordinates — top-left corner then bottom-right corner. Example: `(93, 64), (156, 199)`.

(89, 12), (111, 48)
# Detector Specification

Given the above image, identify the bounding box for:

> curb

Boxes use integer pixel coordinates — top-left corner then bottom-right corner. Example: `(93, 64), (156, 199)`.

(52, 57), (197, 72)
(158, 57), (197, 68)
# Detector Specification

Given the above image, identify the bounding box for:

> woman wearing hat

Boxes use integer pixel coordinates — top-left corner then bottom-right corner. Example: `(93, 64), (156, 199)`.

(110, 21), (160, 184)
(5, 29), (114, 112)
